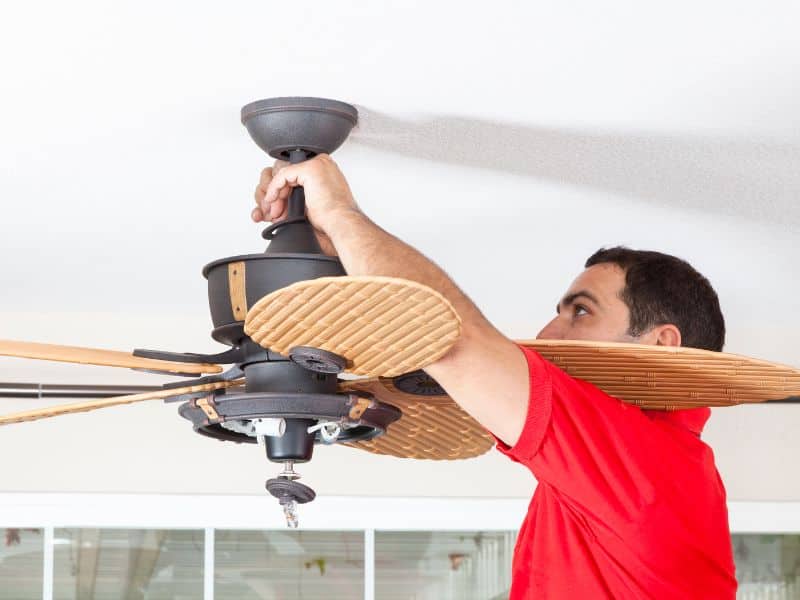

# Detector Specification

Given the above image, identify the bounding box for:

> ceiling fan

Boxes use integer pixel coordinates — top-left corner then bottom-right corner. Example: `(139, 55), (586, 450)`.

(2, 97), (799, 527)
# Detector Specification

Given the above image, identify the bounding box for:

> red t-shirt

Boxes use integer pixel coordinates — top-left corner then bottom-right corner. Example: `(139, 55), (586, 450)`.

(495, 346), (737, 599)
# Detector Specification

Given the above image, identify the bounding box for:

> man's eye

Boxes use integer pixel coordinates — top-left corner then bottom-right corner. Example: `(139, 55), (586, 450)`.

(574, 305), (589, 317)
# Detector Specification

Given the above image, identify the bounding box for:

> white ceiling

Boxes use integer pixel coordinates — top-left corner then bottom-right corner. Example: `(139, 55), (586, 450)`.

(1, 0), (799, 501)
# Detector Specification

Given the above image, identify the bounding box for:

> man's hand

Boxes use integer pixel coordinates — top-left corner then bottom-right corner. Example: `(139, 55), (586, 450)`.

(251, 154), (362, 256)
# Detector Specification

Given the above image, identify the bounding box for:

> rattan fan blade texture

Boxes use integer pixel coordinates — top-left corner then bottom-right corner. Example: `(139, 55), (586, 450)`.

(340, 378), (494, 460)
(340, 341), (800, 459)
(0, 380), (241, 426)
(0, 340), (222, 376)
(519, 339), (800, 409)
(244, 276), (461, 377)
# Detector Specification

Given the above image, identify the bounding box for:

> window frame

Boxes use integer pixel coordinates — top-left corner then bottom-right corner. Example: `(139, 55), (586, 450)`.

(2, 493), (799, 600)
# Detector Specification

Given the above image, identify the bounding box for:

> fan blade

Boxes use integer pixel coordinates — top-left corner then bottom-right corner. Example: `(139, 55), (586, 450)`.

(342, 340), (800, 457)
(0, 340), (222, 375)
(0, 380), (241, 426)
(340, 378), (494, 460)
(517, 339), (800, 409)
(244, 276), (461, 377)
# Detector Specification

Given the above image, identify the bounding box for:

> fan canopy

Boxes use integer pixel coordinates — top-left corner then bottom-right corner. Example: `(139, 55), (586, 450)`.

(241, 97), (358, 160)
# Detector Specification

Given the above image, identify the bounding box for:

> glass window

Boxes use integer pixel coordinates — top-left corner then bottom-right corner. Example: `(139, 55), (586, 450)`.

(375, 531), (516, 600)
(215, 530), (363, 600)
(733, 534), (800, 599)
(0, 528), (43, 600)
(53, 528), (204, 600)
(11, 524), (800, 599)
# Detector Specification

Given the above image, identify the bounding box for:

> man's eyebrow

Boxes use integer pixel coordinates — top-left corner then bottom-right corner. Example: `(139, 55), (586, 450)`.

(556, 290), (600, 314)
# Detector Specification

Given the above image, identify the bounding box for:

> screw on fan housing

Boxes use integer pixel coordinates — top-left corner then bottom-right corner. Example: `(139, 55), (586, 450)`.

(393, 370), (447, 396)
(289, 346), (347, 374)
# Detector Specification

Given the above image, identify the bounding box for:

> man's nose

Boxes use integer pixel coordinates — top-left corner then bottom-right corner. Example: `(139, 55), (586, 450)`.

(536, 317), (565, 340)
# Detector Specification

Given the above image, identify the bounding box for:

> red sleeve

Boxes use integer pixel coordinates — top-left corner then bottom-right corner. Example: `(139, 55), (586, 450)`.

(494, 345), (714, 521)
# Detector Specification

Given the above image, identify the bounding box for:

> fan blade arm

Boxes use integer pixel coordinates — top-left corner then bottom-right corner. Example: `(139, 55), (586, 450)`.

(133, 346), (246, 364)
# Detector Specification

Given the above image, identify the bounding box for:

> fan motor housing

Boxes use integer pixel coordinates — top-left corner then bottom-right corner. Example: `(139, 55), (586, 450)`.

(203, 254), (345, 347)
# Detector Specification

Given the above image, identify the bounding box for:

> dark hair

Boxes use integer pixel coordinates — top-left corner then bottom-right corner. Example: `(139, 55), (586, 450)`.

(585, 247), (725, 352)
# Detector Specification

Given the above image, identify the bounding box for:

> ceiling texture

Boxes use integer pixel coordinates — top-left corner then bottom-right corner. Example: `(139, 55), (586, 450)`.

(1, 1), (798, 500)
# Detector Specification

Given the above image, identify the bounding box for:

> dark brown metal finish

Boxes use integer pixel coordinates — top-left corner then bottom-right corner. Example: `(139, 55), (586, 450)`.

(203, 253), (345, 346)
(240, 97), (358, 160)
(265, 418), (316, 462)
(177, 390), (401, 447)
(266, 478), (316, 504)
(289, 346), (348, 374)
(242, 360), (337, 394)
(393, 370), (447, 396)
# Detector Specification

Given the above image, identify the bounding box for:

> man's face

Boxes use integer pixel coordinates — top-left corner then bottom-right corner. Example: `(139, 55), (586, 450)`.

(536, 263), (636, 342)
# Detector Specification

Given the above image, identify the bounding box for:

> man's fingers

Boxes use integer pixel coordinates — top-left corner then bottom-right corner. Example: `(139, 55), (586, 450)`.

(253, 162), (299, 223)
(255, 184), (266, 205)
(255, 167), (273, 207)
(268, 197), (287, 221)
(265, 165), (302, 205)
(258, 167), (273, 193)
(256, 159), (318, 220)
(251, 202), (288, 223)
(261, 187), (289, 217)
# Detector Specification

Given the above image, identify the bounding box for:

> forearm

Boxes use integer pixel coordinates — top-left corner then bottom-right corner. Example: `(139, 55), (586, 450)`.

(326, 209), (495, 336)
(326, 207), (529, 445)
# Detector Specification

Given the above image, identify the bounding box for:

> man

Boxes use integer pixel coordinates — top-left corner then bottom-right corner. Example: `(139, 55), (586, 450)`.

(252, 155), (737, 598)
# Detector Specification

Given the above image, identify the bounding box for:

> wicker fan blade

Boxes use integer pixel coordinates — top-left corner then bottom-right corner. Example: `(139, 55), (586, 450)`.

(0, 340), (222, 375)
(0, 380), (241, 426)
(339, 378), (494, 460)
(244, 276), (461, 377)
(518, 339), (800, 409)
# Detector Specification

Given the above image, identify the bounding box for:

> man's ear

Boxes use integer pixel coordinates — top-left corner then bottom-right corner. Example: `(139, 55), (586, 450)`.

(652, 324), (682, 347)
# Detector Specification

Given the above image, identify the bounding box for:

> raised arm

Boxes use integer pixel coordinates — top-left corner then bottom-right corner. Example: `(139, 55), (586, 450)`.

(253, 155), (529, 446)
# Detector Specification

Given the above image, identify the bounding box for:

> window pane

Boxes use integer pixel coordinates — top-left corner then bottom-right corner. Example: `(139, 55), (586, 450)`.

(0, 528), (43, 599)
(734, 534), (800, 599)
(215, 530), (363, 600)
(376, 531), (516, 600)
(53, 528), (203, 600)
